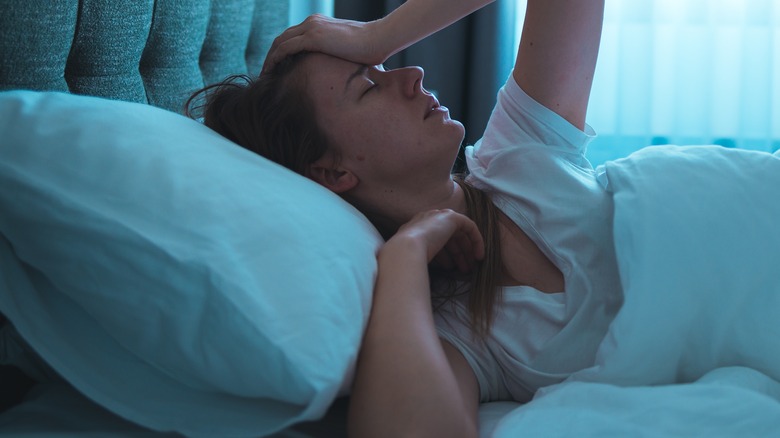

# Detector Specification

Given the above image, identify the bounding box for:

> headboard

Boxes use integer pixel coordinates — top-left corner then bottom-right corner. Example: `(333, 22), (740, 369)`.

(0, 0), (289, 112)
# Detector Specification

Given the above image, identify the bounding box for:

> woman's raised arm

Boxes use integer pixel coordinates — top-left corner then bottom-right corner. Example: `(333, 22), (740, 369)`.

(263, 0), (495, 70)
(514, 0), (605, 130)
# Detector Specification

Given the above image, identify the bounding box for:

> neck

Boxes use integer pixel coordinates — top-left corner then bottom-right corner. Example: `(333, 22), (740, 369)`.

(347, 178), (467, 238)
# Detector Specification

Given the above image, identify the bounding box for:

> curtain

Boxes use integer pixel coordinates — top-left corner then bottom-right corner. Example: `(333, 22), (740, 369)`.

(334, 0), (517, 150)
(565, 0), (780, 165)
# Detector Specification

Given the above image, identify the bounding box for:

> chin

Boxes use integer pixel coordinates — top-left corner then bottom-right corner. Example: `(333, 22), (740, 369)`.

(445, 118), (466, 142)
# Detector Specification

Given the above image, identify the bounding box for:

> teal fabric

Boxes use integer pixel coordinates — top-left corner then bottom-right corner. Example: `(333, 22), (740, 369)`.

(65, 0), (154, 103)
(199, 0), (256, 85)
(140, 0), (210, 112)
(0, 0), (289, 112)
(0, 1), (77, 92)
(246, 0), (290, 76)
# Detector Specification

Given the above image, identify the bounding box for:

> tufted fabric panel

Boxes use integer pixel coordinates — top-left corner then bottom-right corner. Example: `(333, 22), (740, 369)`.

(0, 0), (289, 112)
(199, 0), (256, 86)
(65, 0), (154, 103)
(0, 1), (77, 92)
(140, 0), (210, 112)
(246, 0), (290, 77)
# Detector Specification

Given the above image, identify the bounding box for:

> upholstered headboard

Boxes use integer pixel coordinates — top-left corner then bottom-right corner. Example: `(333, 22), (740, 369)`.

(0, 0), (288, 112)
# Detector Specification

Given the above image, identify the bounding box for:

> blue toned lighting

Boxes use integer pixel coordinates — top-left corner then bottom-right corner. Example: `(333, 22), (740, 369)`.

(513, 0), (780, 165)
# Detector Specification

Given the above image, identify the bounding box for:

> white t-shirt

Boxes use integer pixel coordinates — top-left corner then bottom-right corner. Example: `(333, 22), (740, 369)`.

(435, 75), (623, 403)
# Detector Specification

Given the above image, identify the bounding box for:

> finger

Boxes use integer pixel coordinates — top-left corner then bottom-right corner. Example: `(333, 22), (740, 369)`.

(262, 22), (312, 72)
(454, 227), (483, 271)
(442, 214), (483, 267)
(432, 250), (455, 271)
(268, 23), (307, 56)
(458, 216), (485, 261)
(274, 13), (328, 50)
(263, 37), (303, 71)
(264, 35), (311, 72)
(444, 239), (471, 273)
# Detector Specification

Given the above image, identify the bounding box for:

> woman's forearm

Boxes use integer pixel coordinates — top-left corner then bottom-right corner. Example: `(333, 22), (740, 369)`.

(264, 0), (494, 71)
(347, 237), (477, 438)
(514, 0), (605, 130)
(373, 0), (495, 61)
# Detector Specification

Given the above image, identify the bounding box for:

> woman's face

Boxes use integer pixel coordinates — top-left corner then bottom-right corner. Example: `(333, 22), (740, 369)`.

(300, 53), (465, 190)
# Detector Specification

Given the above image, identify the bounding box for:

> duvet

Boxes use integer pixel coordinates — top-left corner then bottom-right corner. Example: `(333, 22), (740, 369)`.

(490, 145), (780, 437)
(1, 142), (778, 437)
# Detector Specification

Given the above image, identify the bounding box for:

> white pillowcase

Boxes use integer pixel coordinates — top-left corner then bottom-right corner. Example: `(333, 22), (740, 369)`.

(0, 90), (382, 436)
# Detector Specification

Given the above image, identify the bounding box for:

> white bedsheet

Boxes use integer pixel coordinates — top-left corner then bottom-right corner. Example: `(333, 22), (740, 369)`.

(492, 367), (780, 437)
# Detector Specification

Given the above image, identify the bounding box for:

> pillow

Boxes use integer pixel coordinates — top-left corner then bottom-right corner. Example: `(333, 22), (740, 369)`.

(0, 90), (383, 436)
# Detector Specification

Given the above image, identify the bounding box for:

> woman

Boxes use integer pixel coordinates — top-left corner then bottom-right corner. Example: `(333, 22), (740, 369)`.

(188, 0), (620, 436)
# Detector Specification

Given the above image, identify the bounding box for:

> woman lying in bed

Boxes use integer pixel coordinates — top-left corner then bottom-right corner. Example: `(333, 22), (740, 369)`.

(187, 0), (780, 436)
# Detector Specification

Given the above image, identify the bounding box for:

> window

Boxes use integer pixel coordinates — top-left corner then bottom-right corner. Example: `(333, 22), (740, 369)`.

(515, 0), (780, 164)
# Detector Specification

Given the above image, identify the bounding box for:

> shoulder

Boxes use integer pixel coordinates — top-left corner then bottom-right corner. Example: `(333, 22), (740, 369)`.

(473, 74), (595, 170)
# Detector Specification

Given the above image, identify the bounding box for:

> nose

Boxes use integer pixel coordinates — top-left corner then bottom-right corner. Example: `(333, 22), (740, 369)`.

(388, 66), (425, 98)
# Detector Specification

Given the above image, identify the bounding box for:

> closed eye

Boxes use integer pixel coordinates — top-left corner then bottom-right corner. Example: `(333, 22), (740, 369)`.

(362, 83), (377, 96)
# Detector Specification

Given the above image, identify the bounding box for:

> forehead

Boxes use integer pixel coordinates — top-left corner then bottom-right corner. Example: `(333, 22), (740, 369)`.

(303, 54), (360, 86)
(301, 53), (362, 105)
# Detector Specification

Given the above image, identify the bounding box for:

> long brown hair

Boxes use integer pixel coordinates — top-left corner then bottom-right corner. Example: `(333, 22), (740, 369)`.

(428, 175), (502, 336)
(185, 55), (504, 335)
(185, 53), (335, 176)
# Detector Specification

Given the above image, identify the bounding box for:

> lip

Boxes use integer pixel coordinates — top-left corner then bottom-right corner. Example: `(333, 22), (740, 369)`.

(423, 95), (441, 120)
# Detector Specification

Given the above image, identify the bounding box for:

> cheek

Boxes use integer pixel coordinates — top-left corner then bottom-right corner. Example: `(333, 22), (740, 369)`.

(344, 112), (404, 150)
(321, 105), (421, 163)
(317, 111), (354, 148)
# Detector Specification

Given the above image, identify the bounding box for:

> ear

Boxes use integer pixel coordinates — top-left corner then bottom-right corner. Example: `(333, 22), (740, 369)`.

(307, 159), (359, 194)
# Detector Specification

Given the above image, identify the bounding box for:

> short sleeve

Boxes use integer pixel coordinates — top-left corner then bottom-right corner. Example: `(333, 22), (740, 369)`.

(435, 76), (622, 404)
(466, 74), (596, 174)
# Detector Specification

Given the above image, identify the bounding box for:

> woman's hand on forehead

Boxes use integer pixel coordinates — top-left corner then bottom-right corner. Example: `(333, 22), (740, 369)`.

(263, 0), (495, 74)
(263, 14), (388, 73)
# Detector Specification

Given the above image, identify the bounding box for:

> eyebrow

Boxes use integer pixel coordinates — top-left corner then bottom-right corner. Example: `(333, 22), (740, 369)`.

(344, 65), (369, 93)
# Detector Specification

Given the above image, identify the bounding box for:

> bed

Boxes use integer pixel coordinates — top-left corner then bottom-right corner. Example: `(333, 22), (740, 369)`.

(1, 1), (779, 437)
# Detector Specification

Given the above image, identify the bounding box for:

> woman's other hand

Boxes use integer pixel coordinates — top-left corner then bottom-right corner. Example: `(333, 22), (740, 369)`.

(263, 14), (387, 73)
(387, 209), (485, 274)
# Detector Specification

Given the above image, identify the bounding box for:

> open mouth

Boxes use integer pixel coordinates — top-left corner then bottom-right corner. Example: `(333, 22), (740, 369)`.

(424, 97), (442, 119)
